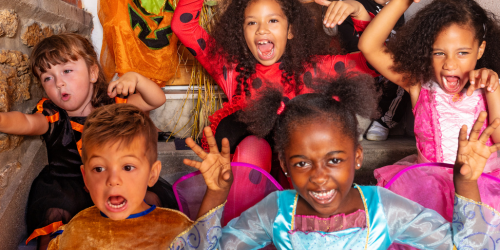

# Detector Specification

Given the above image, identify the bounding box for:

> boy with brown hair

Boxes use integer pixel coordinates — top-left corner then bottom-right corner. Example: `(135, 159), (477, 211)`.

(48, 103), (232, 249)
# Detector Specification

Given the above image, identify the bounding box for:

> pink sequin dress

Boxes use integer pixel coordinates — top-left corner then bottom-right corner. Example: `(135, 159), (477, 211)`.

(375, 81), (500, 250)
(376, 81), (500, 185)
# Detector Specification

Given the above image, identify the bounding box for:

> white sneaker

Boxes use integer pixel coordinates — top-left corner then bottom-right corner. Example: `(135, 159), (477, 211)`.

(366, 121), (389, 141)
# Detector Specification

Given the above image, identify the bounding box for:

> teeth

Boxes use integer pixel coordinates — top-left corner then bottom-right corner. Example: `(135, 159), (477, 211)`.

(257, 41), (270, 45)
(107, 199), (126, 209)
(310, 190), (335, 200)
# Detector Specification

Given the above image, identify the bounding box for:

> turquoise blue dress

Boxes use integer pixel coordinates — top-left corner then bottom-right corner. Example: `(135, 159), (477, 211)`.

(221, 185), (500, 249)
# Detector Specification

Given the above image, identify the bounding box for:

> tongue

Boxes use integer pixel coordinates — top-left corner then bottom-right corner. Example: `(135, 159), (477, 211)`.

(445, 76), (460, 85)
(258, 43), (274, 53)
(109, 196), (125, 205)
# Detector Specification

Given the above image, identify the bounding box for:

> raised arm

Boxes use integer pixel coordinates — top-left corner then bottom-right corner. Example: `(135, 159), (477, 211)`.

(107, 72), (166, 112)
(358, 0), (417, 90)
(172, 0), (230, 92)
(0, 112), (48, 136)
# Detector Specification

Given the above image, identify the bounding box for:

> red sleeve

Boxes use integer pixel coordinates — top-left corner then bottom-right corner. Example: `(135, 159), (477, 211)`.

(172, 0), (233, 96)
(352, 13), (375, 32)
(314, 52), (379, 78)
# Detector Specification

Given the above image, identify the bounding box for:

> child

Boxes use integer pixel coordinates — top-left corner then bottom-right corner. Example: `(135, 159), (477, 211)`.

(358, 0), (500, 218)
(218, 74), (500, 249)
(171, 0), (378, 170)
(13, 33), (175, 249)
(47, 104), (230, 249)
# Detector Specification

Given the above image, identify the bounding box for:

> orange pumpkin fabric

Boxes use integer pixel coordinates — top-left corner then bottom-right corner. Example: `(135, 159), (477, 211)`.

(99, 0), (179, 87)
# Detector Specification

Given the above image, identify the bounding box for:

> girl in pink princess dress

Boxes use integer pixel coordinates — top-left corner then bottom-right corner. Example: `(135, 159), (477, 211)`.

(359, 0), (500, 233)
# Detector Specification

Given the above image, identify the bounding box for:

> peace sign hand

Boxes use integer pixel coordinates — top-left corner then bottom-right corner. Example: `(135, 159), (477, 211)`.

(183, 127), (233, 193)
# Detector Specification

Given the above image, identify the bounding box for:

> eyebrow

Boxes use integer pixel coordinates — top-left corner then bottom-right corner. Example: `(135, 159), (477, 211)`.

(289, 151), (345, 160)
(432, 47), (473, 50)
(245, 13), (286, 19)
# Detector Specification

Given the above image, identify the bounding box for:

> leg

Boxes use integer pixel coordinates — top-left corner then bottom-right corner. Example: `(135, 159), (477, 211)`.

(37, 208), (71, 250)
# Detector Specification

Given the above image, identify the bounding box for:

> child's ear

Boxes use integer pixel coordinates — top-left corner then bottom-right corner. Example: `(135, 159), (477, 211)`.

(477, 41), (486, 60)
(287, 25), (294, 39)
(89, 64), (99, 84)
(279, 154), (289, 176)
(148, 160), (162, 187)
(355, 145), (363, 170)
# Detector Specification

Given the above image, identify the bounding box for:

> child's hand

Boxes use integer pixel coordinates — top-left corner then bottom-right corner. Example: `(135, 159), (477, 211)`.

(183, 127), (233, 193)
(108, 72), (139, 98)
(467, 68), (499, 96)
(454, 112), (500, 182)
(315, 0), (370, 28)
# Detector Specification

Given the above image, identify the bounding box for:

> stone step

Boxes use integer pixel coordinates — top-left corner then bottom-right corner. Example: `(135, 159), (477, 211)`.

(158, 136), (418, 186)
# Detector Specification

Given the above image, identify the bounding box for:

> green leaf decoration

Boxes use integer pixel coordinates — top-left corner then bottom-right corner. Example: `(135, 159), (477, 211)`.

(205, 0), (218, 6)
(140, 0), (166, 15)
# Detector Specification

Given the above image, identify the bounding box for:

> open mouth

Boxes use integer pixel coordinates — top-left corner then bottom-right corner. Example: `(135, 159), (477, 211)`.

(309, 189), (336, 204)
(106, 195), (127, 212)
(256, 40), (275, 60)
(61, 93), (70, 101)
(441, 75), (462, 93)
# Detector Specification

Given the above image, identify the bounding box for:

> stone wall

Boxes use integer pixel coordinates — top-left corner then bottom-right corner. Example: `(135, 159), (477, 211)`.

(0, 0), (92, 249)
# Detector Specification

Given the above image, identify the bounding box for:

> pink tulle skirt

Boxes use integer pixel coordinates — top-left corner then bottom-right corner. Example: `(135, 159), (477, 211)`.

(375, 155), (500, 250)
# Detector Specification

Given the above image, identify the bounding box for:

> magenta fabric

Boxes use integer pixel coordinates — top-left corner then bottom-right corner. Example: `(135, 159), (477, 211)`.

(173, 162), (283, 225)
(293, 210), (366, 233)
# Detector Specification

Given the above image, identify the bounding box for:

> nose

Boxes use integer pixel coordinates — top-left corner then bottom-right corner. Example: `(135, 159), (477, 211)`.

(443, 56), (457, 71)
(256, 22), (269, 35)
(309, 164), (328, 186)
(55, 76), (66, 89)
(107, 169), (122, 187)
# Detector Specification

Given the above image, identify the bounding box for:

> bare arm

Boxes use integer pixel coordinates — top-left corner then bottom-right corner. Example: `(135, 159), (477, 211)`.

(486, 89), (500, 142)
(358, 0), (416, 90)
(0, 112), (48, 136)
(108, 72), (166, 112)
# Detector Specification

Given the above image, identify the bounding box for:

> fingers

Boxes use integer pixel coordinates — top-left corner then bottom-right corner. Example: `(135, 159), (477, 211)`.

(479, 118), (500, 144)
(486, 70), (499, 93)
(185, 137), (208, 160)
(467, 70), (479, 96)
(107, 81), (117, 98)
(314, 0), (331, 6)
(468, 68), (499, 95)
(183, 158), (201, 169)
(490, 142), (500, 154)
(324, 2), (352, 28)
(220, 138), (231, 160)
(457, 124), (468, 148)
(460, 163), (471, 177)
(204, 127), (220, 154)
(468, 111), (487, 142)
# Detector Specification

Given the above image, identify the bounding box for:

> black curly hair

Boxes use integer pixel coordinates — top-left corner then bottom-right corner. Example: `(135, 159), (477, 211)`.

(237, 73), (379, 157)
(386, 0), (500, 84)
(209, 0), (336, 98)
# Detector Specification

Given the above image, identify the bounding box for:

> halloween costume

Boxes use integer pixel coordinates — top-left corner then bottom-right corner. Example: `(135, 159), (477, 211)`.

(99, 0), (179, 86)
(171, 0), (378, 152)
(48, 203), (224, 249)
(221, 185), (500, 249)
(26, 98), (178, 237)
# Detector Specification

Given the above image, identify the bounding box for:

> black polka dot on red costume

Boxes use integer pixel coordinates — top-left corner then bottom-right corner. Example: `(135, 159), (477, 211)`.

(366, 61), (380, 74)
(248, 169), (262, 185)
(195, 11), (200, 19)
(334, 61), (345, 73)
(282, 97), (290, 104)
(252, 78), (262, 89)
(197, 38), (206, 50)
(186, 47), (197, 56)
(223, 66), (228, 81)
(179, 13), (193, 23)
(303, 71), (312, 87)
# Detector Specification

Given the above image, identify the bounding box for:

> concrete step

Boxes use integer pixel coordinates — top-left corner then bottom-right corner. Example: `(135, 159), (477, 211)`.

(158, 136), (417, 186)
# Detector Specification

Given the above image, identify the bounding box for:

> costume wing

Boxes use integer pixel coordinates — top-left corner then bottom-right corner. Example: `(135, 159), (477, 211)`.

(384, 162), (500, 221)
(173, 162), (283, 225)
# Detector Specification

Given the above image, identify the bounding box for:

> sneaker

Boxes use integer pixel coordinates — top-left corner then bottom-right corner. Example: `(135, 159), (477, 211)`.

(366, 121), (389, 141)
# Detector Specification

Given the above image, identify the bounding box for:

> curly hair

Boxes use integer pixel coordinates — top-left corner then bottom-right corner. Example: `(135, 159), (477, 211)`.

(238, 73), (379, 157)
(209, 0), (336, 98)
(30, 33), (114, 109)
(386, 0), (500, 84)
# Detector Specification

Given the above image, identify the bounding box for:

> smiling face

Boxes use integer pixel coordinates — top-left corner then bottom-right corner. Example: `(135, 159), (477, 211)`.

(37, 58), (98, 116)
(432, 23), (486, 94)
(280, 120), (363, 217)
(81, 136), (161, 220)
(243, 0), (293, 66)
